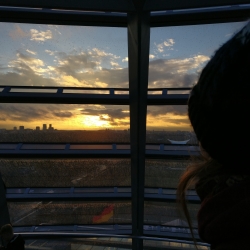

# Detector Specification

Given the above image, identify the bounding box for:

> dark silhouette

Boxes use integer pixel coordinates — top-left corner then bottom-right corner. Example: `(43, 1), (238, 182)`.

(177, 21), (250, 249)
(0, 224), (25, 250)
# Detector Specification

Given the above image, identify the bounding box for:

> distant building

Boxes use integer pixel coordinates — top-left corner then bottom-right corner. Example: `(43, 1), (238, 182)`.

(19, 126), (24, 130)
(48, 124), (54, 130)
(13, 127), (17, 130)
(36, 126), (40, 131)
(43, 124), (47, 130)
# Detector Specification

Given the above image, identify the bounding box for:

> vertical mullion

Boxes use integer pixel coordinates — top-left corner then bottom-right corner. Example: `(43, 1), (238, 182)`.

(128, 11), (150, 250)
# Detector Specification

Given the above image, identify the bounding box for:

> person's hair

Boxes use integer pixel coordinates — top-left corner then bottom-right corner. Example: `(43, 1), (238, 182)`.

(0, 224), (13, 235)
(177, 21), (250, 246)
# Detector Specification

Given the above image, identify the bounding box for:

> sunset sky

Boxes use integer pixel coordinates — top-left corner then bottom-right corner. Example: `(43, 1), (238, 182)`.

(0, 21), (247, 130)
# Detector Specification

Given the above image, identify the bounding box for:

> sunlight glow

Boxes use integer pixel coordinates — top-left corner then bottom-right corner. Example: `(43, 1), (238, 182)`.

(81, 115), (110, 128)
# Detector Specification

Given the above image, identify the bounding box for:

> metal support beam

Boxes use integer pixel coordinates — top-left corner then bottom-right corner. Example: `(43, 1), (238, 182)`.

(128, 10), (150, 250)
(144, 0), (250, 11)
(0, 0), (135, 12)
(0, 7), (127, 27)
(150, 5), (250, 27)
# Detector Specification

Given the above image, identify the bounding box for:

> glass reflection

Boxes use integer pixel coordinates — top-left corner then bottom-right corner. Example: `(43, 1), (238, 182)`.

(0, 159), (131, 187)
(145, 159), (187, 188)
(9, 202), (131, 226)
(144, 201), (198, 227)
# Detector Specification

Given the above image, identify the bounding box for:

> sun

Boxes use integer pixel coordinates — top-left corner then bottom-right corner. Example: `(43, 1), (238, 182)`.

(81, 115), (110, 128)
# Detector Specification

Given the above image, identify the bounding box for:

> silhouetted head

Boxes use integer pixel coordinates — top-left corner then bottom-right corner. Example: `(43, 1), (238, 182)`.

(188, 22), (250, 172)
(0, 224), (14, 241)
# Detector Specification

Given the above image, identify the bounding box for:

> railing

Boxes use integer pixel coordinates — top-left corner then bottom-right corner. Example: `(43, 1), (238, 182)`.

(6, 187), (199, 202)
(0, 86), (190, 105)
(0, 143), (199, 158)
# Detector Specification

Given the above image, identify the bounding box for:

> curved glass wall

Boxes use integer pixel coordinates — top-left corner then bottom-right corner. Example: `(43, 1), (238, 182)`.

(1, 158), (131, 187)
(9, 201), (131, 226)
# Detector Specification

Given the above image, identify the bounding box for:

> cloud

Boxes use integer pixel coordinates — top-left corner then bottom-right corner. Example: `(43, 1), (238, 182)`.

(30, 29), (52, 42)
(0, 51), (58, 87)
(81, 107), (129, 119)
(0, 104), (76, 125)
(156, 39), (175, 53)
(149, 54), (155, 59)
(122, 57), (128, 62)
(110, 61), (120, 68)
(55, 51), (98, 77)
(9, 25), (28, 39)
(8, 51), (49, 75)
(45, 49), (55, 56)
(164, 39), (175, 47)
(148, 55), (209, 88)
(147, 106), (191, 130)
(51, 49), (128, 88)
(0, 48), (129, 89)
(26, 49), (37, 55)
(147, 105), (187, 117)
(0, 104), (51, 122)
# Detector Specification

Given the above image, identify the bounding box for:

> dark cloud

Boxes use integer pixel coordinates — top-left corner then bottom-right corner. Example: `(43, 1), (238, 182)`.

(147, 105), (188, 117)
(0, 104), (50, 122)
(109, 120), (129, 126)
(17, 52), (35, 62)
(81, 107), (129, 120)
(161, 118), (190, 125)
(0, 52), (58, 87)
(55, 52), (98, 78)
(0, 71), (58, 87)
(148, 56), (208, 88)
(53, 111), (73, 118)
(0, 104), (75, 123)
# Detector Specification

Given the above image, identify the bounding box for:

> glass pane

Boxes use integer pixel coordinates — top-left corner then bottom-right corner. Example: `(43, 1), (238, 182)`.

(0, 158), (131, 187)
(149, 21), (247, 88)
(145, 159), (187, 188)
(146, 105), (198, 145)
(0, 23), (128, 88)
(144, 201), (199, 228)
(9, 201), (131, 226)
(0, 104), (130, 142)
